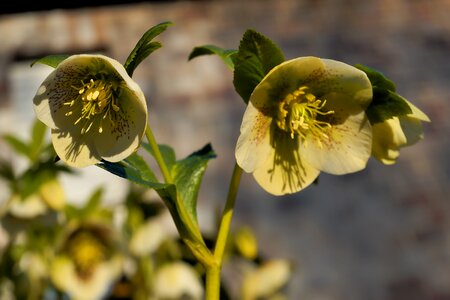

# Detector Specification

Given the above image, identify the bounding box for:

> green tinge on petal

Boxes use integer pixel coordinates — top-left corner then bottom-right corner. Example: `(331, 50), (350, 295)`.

(39, 178), (65, 210)
(253, 146), (320, 195)
(93, 88), (147, 162)
(236, 102), (273, 172)
(249, 56), (325, 109)
(320, 59), (373, 109)
(301, 111), (372, 175)
(51, 129), (101, 167)
(403, 97), (430, 122)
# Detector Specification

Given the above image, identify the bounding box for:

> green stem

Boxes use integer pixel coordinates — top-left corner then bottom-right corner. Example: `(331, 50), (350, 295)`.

(144, 124), (214, 266)
(145, 126), (172, 183)
(206, 163), (243, 299)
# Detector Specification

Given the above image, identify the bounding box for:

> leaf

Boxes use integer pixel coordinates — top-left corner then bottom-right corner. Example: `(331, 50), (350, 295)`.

(124, 21), (173, 77)
(233, 29), (285, 103)
(2, 134), (30, 159)
(171, 143), (216, 222)
(356, 64), (412, 124)
(79, 187), (104, 218)
(30, 54), (69, 68)
(29, 119), (48, 162)
(355, 64), (396, 92)
(366, 88), (412, 124)
(141, 143), (176, 171)
(188, 45), (237, 70)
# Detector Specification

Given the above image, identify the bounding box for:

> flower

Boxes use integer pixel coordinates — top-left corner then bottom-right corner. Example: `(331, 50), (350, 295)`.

(50, 224), (122, 300)
(153, 262), (204, 300)
(371, 97), (430, 164)
(33, 54), (148, 167)
(235, 57), (373, 195)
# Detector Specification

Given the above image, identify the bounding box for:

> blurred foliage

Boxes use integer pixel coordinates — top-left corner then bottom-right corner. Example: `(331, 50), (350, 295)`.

(0, 121), (292, 300)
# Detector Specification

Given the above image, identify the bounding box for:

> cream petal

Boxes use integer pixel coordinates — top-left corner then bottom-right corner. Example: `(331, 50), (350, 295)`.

(403, 97), (430, 122)
(235, 102), (273, 172)
(372, 117), (407, 164)
(301, 111), (372, 175)
(33, 64), (83, 129)
(93, 89), (147, 162)
(253, 143), (320, 195)
(9, 194), (47, 218)
(52, 129), (101, 167)
(319, 59), (373, 110)
(250, 57), (325, 109)
(97, 55), (148, 110)
(399, 116), (424, 146)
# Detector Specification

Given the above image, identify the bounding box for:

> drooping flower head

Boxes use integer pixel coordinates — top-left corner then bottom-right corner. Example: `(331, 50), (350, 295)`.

(371, 97), (430, 164)
(236, 57), (373, 195)
(33, 54), (148, 167)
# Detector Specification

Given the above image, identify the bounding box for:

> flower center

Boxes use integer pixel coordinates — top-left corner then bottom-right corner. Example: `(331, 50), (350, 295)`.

(67, 231), (107, 280)
(276, 86), (334, 144)
(65, 78), (121, 134)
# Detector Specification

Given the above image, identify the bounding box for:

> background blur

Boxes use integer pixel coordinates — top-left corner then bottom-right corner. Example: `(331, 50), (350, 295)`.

(1, 0), (449, 299)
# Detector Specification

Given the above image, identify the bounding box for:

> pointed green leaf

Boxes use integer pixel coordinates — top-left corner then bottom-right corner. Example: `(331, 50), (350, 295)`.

(356, 64), (412, 124)
(366, 88), (412, 124)
(188, 45), (237, 70)
(355, 64), (396, 92)
(124, 21), (173, 77)
(30, 54), (69, 68)
(171, 143), (216, 222)
(80, 187), (104, 217)
(233, 29), (285, 103)
(2, 134), (30, 159)
(141, 143), (176, 171)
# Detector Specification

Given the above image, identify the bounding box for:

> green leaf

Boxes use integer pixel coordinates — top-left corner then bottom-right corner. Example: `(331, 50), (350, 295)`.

(79, 187), (104, 218)
(188, 45), (237, 70)
(356, 64), (412, 124)
(141, 143), (176, 171)
(124, 21), (173, 77)
(29, 119), (48, 162)
(355, 64), (396, 92)
(171, 143), (216, 222)
(30, 54), (69, 68)
(366, 88), (412, 124)
(2, 135), (30, 159)
(233, 29), (285, 103)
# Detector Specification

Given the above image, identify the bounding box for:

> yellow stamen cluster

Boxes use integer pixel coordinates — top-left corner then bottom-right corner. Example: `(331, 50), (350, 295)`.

(276, 86), (334, 144)
(67, 231), (107, 280)
(64, 78), (121, 135)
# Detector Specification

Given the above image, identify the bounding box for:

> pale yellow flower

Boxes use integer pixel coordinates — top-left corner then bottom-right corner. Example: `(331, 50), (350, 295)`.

(372, 97), (430, 164)
(153, 262), (204, 300)
(50, 225), (122, 300)
(33, 54), (147, 167)
(236, 57), (373, 195)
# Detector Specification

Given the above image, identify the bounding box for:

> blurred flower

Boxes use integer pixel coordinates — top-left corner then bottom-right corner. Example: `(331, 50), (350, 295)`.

(241, 259), (292, 300)
(50, 224), (122, 300)
(372, 98), (430, 164)
(153, 262), (204, 300)
(8, 177), (65, 219)
(33, 54), (148, 167)
(129, 217), (166, 257)
(234, 226), (258, 260)
(236, 57), (372, 195)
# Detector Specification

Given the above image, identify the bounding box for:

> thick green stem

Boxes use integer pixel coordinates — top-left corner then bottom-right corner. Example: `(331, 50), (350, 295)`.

(206, 163), (243, 299)
(145, 126), (173, 183)
(144, 124), (214, 266)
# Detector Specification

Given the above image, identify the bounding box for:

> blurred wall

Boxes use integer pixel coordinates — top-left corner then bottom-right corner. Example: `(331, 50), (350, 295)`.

(1, 0), (449, 299)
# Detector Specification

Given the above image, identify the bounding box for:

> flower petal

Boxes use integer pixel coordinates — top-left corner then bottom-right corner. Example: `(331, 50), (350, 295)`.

(93, 88), (147, 162)
(51, 129), (101, 167)
(235, 102), (273, 172)
(253, 140), (320, 195)
(301, 111), (372, 175)
(371, 117), (406, 165)
(319, 59), (373, 110)
(250, 56), (325, 109)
